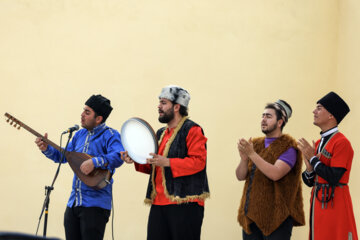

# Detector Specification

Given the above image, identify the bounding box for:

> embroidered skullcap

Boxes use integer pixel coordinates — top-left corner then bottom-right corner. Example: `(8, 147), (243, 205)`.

(85, 94), (113, 122)
(317, 91), (350, 124)
(159, 85), (190, 107)
(274, 99), (292, 123)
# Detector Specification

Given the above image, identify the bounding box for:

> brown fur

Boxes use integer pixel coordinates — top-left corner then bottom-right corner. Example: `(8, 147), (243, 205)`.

(238, 134), (305, 236)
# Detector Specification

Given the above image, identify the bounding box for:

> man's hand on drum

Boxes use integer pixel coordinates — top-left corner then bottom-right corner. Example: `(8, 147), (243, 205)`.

(120, 151), (134, 164)
(35, 133), (49, 151)
(147, 153), (170, 167)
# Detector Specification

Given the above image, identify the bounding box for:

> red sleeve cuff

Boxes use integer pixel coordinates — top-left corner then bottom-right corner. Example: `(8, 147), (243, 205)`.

(135, 162), (151, 174)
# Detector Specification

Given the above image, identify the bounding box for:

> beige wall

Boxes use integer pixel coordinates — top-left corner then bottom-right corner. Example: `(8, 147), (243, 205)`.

(337, 0), (360, 227)
(0, 0), (357, 239)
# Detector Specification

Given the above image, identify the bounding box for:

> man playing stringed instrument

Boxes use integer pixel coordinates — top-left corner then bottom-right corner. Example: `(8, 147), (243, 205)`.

(35, 94), (124, 240)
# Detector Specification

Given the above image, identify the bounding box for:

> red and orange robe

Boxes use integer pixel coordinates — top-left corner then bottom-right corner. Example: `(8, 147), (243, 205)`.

(302, 130), (358, 240)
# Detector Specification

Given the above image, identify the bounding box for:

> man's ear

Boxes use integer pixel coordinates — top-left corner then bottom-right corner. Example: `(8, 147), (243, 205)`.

(96, 115), (103, 124)
(173, 103), (181, 113)
(277, 119), (284, 128)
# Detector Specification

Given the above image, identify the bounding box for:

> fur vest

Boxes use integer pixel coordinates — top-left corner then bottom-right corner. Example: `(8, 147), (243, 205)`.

(238, 134), (305, 236)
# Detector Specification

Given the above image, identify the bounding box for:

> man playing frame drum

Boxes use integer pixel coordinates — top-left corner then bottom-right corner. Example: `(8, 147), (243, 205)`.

(121, 85), (210, 240)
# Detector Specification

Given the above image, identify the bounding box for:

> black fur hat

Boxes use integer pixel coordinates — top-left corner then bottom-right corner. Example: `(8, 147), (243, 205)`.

(317, 91), (350, 124)
(85, 94), (113, 122)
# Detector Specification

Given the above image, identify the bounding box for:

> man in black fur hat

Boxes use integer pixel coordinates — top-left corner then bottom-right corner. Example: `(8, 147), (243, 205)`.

(298, 91), (358, 240)
(35, 94), (124, 240)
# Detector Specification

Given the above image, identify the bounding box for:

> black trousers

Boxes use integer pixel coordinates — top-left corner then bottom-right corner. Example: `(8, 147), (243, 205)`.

(64, 206), (110, 240)
(242, 217), (293, 240)
(147, 203), (204, 240)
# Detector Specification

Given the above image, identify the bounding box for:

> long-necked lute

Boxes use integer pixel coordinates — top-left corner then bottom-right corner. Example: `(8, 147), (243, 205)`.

(4, 112), (111, 190)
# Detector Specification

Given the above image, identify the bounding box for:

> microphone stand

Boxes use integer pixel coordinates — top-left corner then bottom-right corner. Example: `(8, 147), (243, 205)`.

(36, 131), (74, 237)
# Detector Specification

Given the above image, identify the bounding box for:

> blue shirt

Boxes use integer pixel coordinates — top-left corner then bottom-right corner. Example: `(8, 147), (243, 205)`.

(43, 123), (124, 210)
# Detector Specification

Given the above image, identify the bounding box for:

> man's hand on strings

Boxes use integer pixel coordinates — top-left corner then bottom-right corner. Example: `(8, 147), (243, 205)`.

(80, 159), (95, 175)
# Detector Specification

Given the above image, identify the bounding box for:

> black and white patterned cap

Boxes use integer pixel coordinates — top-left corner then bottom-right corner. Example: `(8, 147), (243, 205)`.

(158, 85), (190, 107)
(274, 99), (292, 123)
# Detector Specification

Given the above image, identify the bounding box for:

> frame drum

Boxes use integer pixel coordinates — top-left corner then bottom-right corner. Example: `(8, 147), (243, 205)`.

(121, 117), (158, 164)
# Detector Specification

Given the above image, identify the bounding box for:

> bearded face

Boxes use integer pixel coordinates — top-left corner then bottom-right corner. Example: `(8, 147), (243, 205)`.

(261, 108), (280, 135)
(158, 103), (175, 123)
(261, 121), (277, 135)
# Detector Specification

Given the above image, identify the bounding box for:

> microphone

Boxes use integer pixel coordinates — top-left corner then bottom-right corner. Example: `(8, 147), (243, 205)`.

(62, 124), (79, 134)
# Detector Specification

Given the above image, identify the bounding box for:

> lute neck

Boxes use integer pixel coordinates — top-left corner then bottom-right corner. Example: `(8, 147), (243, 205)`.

(5, 112), (62, 152)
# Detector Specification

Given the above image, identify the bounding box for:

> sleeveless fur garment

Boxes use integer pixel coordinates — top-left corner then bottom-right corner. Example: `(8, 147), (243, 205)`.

(238, 134), (305, 236)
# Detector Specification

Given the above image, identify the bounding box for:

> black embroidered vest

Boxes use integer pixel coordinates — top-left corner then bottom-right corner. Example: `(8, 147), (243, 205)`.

(145, 118), (210, 204)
